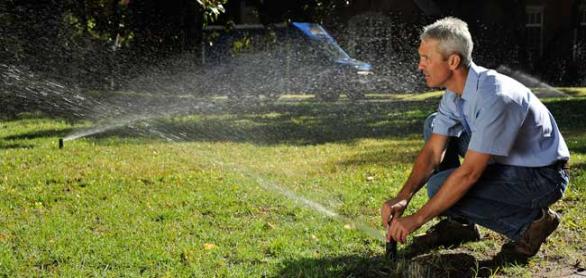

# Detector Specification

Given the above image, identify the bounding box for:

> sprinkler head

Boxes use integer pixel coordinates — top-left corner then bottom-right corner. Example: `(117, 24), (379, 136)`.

(58, 138), (64, 149)
(386, 241), (397, 261)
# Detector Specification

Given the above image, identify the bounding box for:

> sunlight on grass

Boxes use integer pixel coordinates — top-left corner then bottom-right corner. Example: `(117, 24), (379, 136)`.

(0, 95), (584, 276)
(559, 87), (586, 97)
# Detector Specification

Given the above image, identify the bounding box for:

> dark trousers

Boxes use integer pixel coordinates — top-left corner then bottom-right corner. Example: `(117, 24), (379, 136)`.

(423, 113), (569, 240)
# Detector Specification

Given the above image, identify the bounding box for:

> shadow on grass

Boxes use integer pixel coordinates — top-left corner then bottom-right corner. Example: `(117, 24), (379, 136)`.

(0, 143), (35, 150)
(75, 96), (586, 146)
(85, 97), (586, 146)
(545, 98), (586, 133)
(569, 145), (586, 155)
(5, 96), (585, 147)
(276, 254), (394, 277)
(86, 99), (436, 146)
(405, 251), (531, 278)
(569, 162), (585, 179)
(276, 251), (519, 277)
(3, 127), (75, 140)
(338, 142), (420, 166)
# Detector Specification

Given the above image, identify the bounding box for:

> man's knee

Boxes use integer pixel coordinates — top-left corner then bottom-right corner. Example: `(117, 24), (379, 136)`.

(423, 112), (437, 142)
(426, 169), (455, 198)
(427, 178), (441, 198)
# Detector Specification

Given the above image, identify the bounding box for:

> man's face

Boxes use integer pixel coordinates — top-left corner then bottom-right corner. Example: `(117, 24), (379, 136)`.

(418, 39), (452, 88)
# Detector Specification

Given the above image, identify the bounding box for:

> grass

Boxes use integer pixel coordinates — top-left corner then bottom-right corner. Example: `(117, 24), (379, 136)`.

(0, 93), (584, 277)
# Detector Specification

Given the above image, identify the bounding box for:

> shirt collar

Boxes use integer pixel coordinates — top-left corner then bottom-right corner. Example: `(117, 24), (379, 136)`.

(461, 62), (481, 101)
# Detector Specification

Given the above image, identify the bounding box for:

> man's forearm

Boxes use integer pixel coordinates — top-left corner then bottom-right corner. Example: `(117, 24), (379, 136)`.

(414, 151), (490, 223)
(397, 146), (441, 200)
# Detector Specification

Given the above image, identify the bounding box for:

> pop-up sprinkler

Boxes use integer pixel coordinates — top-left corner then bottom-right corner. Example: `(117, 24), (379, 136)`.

(58, 138), (64, 149)
(386, 241), (397, 261)
(386, 216), (397, 261)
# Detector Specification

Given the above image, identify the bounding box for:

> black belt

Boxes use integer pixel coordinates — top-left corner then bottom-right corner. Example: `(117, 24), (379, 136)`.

(549, 160), (569, 170)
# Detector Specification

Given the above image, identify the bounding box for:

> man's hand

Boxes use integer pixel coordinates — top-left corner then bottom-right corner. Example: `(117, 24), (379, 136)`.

(387, 214), (424, 243)
(381, 197), (409, 231)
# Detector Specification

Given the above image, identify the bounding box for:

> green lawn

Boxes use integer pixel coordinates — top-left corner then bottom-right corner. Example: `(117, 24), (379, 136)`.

(0, 93), (584, 277)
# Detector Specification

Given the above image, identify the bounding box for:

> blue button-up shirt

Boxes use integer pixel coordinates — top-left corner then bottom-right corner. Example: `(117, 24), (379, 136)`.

(432, 63), (570, 167)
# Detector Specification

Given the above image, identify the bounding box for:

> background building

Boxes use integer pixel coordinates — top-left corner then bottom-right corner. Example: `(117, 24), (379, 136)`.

(214, 0), (586, 86)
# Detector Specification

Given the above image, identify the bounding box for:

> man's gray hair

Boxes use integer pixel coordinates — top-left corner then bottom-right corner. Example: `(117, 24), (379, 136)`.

(420, 17), (473, 67)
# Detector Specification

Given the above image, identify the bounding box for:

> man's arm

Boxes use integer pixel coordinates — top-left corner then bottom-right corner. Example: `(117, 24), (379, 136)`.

(381, 134), (449, 228)
(397, 134), (450, 200)
(389, 149), (491, 243)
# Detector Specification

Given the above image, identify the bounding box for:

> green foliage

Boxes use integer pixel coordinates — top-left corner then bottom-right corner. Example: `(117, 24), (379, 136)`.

(231, 34), (253, 54)
(197, 0), (227, 25)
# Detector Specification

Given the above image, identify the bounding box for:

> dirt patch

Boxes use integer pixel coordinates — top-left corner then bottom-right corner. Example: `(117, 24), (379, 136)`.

(400, 247), (584, 277)
(405, 249), (491, 277)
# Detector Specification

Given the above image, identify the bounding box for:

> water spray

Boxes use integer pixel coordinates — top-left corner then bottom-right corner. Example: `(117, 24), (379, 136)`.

(186, 147), (387, 253)
(497, 65), (568, 98)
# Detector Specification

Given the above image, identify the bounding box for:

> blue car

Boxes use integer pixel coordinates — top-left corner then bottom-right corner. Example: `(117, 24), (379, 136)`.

(290, 22), (374, 100)
(201, 22), (375, 101)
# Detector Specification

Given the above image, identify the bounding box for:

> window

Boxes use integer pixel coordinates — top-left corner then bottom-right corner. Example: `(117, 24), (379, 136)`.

(525, 6), (543, 61)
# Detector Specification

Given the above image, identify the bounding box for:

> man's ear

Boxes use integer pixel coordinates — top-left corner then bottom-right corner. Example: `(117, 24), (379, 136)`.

(448, 54), (461, 70)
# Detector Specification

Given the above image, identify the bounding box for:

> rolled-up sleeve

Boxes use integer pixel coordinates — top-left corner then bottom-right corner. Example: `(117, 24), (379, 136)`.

(468, 95), (527, 156)
(432, 93), (464, 137)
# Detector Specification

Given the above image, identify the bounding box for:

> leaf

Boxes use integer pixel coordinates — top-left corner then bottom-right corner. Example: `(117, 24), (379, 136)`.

(203, 243), (216, 250)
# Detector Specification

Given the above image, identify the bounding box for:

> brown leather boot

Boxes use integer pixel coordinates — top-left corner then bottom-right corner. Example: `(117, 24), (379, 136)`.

(496, 208), (560, 263)
(406, 218), (481, 256)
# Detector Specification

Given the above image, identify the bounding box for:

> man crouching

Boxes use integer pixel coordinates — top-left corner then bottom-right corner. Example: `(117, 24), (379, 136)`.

(381, 17), (570, 262)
